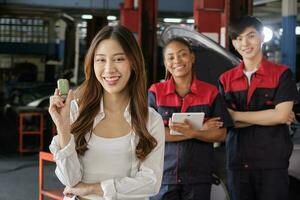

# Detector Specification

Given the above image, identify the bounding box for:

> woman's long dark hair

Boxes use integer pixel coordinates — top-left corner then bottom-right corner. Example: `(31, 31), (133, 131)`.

(71, 25), (157, 160)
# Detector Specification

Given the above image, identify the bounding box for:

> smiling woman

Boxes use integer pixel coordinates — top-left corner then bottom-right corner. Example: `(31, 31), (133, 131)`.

(48, 25), (165, 200)
(93, 39), (131, 95)
(148, 37), (233, 200)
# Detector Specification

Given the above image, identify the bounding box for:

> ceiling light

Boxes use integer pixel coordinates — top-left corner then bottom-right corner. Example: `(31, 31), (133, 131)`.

(186, 19), (194, 24)
(81, 14), (93, 20)
(163, 18), (182, 23)
(296, 26), (300, 35)
(107, 15), (117, 21)
(263, 26), (273, 43)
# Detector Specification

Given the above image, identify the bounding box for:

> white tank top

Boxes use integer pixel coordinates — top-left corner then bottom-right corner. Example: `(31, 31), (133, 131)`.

(81, 132), (133, 184)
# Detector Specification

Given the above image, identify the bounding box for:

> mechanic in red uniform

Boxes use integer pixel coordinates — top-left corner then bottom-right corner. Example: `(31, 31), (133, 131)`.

(149, 37), (233, 200)
(219, 16), (298, 200)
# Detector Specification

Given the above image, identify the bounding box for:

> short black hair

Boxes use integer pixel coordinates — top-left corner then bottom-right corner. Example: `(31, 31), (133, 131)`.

(229, 16), (263, 39)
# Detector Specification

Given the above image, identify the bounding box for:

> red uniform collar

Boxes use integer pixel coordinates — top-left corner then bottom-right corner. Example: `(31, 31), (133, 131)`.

(165, 75), (201, 95)
(231, 58), (270, 81)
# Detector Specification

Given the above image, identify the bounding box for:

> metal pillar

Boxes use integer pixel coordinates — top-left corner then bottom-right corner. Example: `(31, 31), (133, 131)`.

(120, 0), (158, 84)
(229, 0), (253, 19)
(86, 16), (107, 46)
(120, 0), (139, 34)
(281, 0), (297, 75)
(193, 0), (248, 48)
(194, 0), (225, 44)
(138, 0), (157, 84)
(56, 19), (66, 64)
(72, 23), (79, 85)
(220, 0), (230, 47)
(64, 22), (75, 72)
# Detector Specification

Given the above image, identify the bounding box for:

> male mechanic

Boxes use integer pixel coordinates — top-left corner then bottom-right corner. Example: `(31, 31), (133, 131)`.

(219, 15), (298, 200)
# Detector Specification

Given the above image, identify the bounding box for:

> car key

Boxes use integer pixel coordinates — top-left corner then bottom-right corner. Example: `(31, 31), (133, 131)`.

(57, 79), (69, 99)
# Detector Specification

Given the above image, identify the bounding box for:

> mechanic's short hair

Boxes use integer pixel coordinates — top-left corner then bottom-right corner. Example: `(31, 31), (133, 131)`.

(229, 15), (263, 40)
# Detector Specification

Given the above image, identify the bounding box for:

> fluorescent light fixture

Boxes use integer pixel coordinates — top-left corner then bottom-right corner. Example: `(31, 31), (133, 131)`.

(296, 26), (300, 35)
(186, 19), (194, 24)
(163, 18), (182, 23)
(263, 26), (273, 43)
(81, 14), (93, 20)
(107, 15), (117, 21)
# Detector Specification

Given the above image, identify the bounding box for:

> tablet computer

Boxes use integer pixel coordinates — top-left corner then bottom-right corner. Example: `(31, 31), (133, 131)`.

(170, 112), (205, 135)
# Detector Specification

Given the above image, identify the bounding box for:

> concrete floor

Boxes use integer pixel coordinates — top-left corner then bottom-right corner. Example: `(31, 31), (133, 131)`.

(0, 120), (299, 200)
(0, 153), (63, 200)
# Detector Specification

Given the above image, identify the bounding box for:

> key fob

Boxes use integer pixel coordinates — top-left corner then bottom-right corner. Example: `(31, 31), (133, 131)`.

(57, 79), (69, 99)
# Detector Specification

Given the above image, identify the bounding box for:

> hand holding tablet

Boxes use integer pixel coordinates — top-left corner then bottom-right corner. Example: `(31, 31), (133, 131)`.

(170, 112), (205, 135)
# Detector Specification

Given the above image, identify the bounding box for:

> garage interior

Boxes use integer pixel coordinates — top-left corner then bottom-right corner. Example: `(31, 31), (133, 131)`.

(0, 0), (299, 200)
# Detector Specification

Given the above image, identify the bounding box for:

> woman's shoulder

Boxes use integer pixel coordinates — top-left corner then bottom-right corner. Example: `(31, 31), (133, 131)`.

(147, 107), (164, 139)
(148, 106), (161, 119)
(147, 107), (164, 127)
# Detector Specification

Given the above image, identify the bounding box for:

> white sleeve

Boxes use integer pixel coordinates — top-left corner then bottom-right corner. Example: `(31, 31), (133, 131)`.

(49, 134), (82, 187)
(49, 99), (82, 187)
(101, 108), (165, 199)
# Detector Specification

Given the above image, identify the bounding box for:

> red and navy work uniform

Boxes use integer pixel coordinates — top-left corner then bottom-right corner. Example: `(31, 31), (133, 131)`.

(219, 58), (299, 200)
(148, 77), (233, 200)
